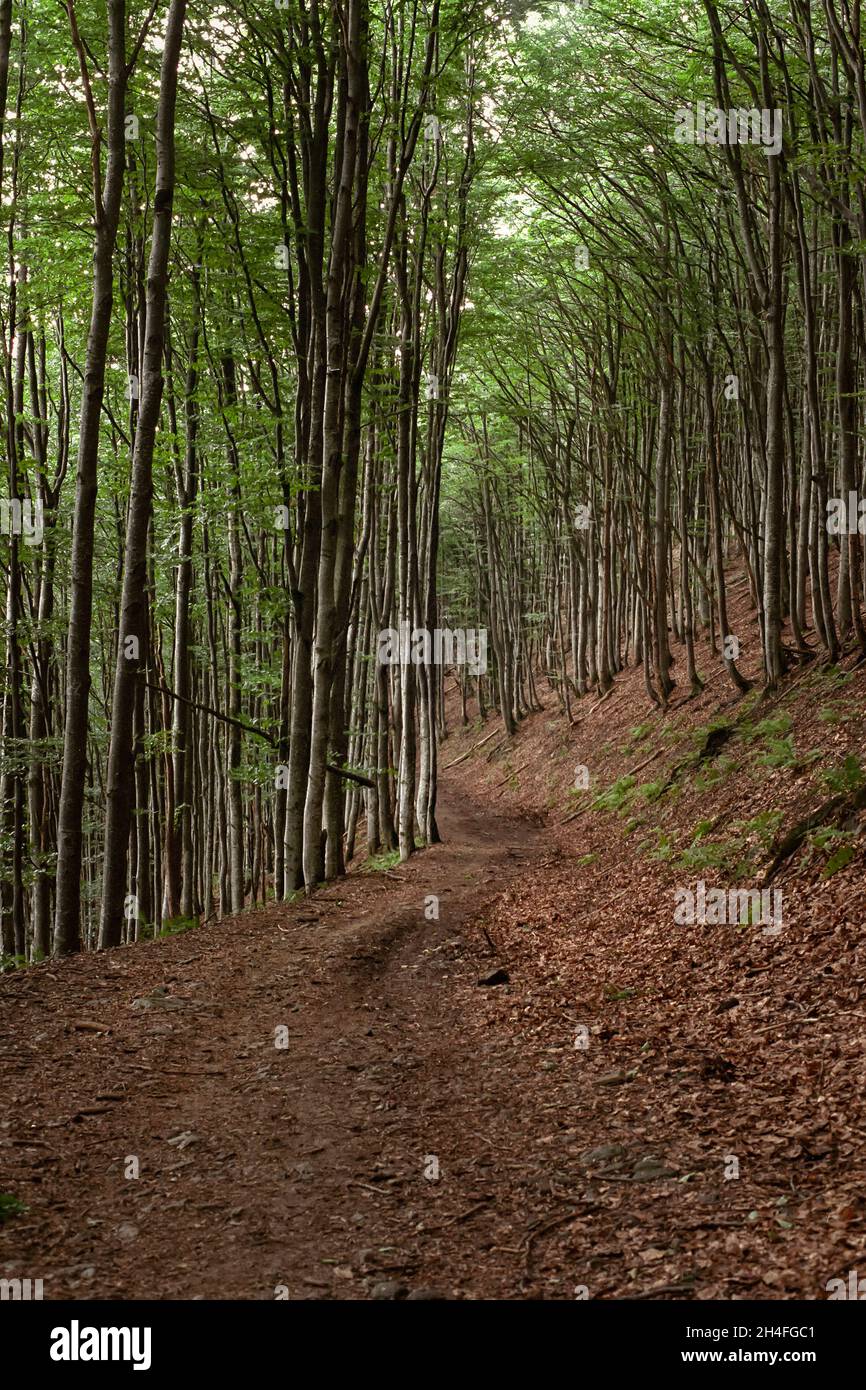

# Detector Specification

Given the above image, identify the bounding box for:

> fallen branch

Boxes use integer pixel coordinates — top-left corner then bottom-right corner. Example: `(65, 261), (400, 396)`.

(145, 681), (276, 746)
(587, 687), (616, 715)
(145, 685), (373, 794)
(326, 763), (374, 789)
(442, 726), (500, 769)
(484, 737), (510, 762)
(624, 746), (664, 778)
(439, 1197), (494, 1229)
(631, 1281), (696, 1300)
(494, 760), (529, 787)
(523, 1206), (592, 1272)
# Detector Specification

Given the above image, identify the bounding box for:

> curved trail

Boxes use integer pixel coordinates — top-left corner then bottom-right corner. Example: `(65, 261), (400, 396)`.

(0, 788), (549, 1300)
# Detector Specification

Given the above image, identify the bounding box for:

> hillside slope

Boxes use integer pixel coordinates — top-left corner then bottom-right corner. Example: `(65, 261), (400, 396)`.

(2, 576), (864, 1300)
(439, 572), (866, 1297)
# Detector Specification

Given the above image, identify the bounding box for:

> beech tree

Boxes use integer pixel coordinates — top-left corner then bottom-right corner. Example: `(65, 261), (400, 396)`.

(3, 0), (866, 961)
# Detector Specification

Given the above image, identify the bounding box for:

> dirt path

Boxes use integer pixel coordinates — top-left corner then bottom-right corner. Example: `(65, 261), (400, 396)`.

(6, 752), (860, 1303)
(0, 789), (554, 1301)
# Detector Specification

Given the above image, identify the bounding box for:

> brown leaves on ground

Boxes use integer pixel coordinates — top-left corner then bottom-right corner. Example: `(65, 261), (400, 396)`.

(1, 580), (864, 1299)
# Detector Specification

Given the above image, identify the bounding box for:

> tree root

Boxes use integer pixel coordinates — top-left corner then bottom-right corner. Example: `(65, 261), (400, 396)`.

(761, 784), (866, 886)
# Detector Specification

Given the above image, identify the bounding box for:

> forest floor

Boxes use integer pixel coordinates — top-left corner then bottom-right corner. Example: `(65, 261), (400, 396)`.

(2, 582), (866, 1300)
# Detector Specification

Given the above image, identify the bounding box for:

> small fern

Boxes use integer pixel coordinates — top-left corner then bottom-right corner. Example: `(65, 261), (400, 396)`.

(822, 755), (865, 795)
(757, 735), (797, 769)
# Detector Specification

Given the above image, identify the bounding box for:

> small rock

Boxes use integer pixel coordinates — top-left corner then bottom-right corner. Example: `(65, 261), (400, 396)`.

(406, 1286), (448, 1300)
(476, 968), (509, 987)
(580, 1144), (626, 1167)
(132, 989), (188, 1012)
(371, 1280), (408, 1300)
(116, 1223), (138, 1243)
(632, 1155), (676, 1180)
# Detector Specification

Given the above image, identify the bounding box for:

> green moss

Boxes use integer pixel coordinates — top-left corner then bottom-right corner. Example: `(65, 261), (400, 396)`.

(690, 818), (715, 841)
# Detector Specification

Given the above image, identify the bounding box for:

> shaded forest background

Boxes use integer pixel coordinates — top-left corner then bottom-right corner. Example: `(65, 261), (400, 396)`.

(2, 0), (866, 962)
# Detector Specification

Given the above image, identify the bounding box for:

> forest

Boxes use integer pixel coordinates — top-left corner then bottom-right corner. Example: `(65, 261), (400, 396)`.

(1, 0), (865, 1328)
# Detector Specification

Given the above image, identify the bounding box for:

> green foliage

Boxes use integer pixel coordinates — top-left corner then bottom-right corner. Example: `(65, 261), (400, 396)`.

(691, 717), (732, 750)
(807, 827), (858, 879)
(678, 808), (785, 878)
(807, 664), (852, 691)
(159, 916), (199, 938)
(364, 850), (402, 873)
(810, 826), (842, 851)
(679, 839), (731, 871)
(751, 712), (792, 740)
(621, 722), (652, 754)
(818, 706), (851, 726)
(592, 774), (636, 813)
(756, 736), (797, 769)
(5, 0), (866, 963)
(0, 1193), (26, 1224)
(821, 756), (866, 795)
(823, 844), (856, 878)
(694, 754), (736, 792)
(690, 819), (715, 841)
(641, 827), (675, 861)
(604, 984), (637, 1002)
(633, 778), (667, 805)
(0, 953), (28, 974)
(738, 810), (785, 852)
